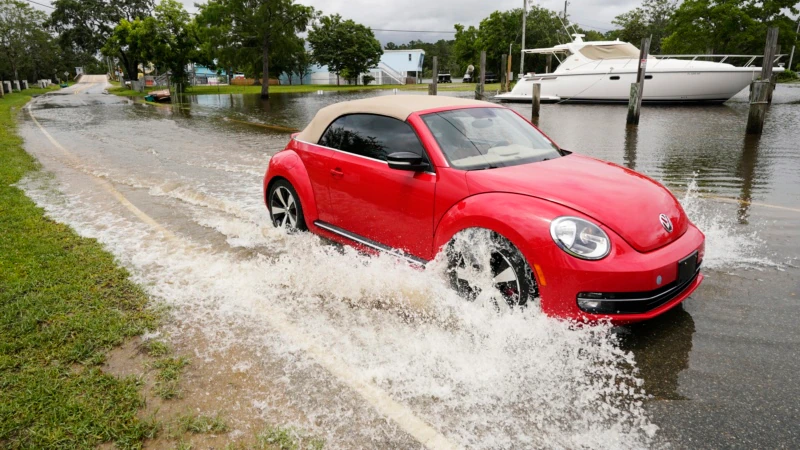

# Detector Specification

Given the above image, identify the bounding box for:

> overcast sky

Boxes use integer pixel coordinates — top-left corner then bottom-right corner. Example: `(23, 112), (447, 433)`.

(31, 0), (642, 44)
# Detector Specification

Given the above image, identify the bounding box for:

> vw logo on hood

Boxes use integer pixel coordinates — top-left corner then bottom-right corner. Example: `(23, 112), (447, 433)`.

(659, 214), (673, 233)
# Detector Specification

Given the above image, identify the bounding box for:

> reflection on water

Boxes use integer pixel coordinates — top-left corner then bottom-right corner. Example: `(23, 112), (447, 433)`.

(736, 135), (761, 224)
(617, 306), (696, 400)
(623, 125), (639, 170)
(162, 85), (800, 211)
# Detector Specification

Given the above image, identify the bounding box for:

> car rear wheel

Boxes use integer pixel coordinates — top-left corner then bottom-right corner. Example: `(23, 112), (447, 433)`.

(268, 180), (306, 231)
(446, 229), (538, 308)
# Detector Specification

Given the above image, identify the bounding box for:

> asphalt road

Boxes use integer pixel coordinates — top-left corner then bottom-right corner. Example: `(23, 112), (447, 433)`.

(17, 76), (800, 449)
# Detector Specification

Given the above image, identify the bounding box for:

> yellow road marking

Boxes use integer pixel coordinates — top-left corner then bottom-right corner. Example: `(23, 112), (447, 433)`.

(72, 82), (95, 95)
(701, 194), (800, 214)
(25, 96), (459, 450)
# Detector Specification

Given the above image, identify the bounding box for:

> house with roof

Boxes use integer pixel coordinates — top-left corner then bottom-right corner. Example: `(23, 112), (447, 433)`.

(279, 49), (426, 85)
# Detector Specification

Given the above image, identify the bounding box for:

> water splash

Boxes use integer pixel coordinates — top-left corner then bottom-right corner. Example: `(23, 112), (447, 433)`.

(679, 177), (777, 270)
(19, 172), (658, 449)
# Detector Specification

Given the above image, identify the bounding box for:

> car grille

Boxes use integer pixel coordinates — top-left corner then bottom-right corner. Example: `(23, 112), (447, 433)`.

(576, 267), (701, 315)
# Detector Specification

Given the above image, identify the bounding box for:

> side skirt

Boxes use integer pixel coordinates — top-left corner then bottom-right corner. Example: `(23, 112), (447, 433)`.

(314, 221), (428, 266)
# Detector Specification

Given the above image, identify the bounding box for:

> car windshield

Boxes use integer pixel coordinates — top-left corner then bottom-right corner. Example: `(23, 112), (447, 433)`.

(422, 108), (561, 170)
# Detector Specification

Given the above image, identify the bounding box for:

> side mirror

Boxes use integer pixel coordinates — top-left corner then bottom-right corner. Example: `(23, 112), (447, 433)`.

(387, 152), (429, 171)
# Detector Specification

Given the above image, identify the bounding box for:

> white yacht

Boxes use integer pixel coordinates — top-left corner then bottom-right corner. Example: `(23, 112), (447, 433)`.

(496, 34), (784, 104)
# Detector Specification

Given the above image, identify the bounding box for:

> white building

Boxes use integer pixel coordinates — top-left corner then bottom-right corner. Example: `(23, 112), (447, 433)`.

(281, 49), (426, 85)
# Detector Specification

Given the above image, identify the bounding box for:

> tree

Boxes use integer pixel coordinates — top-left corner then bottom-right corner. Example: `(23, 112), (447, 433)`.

(0, 0), (48, 81)
(271, 34), (304, 83)
(610, 0), (676, 53)
(308, 14), (383, 85)
(661, 0), (798, 54)
(453, 6), (564, 76)
(452, 24), (479, 75)
(196, 0), (313, 98)
(101, 18), (146, 83)
(49, 0), (153, 80)
(139, 0), (201, 90)
(291, 49), (313, 85)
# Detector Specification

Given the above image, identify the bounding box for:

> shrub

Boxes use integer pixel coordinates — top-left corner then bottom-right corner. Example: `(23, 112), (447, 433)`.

(777, 70), (798, 82)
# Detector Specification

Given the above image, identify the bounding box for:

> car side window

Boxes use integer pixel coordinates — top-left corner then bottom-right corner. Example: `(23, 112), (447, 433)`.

(318, 114), (428, 162)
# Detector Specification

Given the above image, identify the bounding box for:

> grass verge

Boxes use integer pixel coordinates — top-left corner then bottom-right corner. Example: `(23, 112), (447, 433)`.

(0, 89), (159, 448)
(105, 82), (505, 97)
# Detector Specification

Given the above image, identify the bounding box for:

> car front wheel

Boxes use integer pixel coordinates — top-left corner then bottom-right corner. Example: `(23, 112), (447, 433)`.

(268, 179), (307, 231)
(446, 229), (538, 308)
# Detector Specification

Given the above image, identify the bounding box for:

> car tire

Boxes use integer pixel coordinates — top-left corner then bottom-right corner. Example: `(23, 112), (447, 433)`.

(446, 229), (538, 308)
(268, 179), (307, 231)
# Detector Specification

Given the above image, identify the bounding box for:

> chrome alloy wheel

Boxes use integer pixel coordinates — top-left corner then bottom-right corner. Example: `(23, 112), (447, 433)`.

(447, 230), (537, 308)
(270, 186), (298, 229)
(489, 251), (522, 305)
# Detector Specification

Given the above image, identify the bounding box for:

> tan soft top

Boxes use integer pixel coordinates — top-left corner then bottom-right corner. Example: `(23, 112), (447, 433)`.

(296, 95), (496, 144)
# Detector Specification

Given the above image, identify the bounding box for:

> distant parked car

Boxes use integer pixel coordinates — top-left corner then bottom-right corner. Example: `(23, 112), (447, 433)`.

(462, 72), (498, 83)
(437, 73), (452, 83)
(264, 96), (704, 323)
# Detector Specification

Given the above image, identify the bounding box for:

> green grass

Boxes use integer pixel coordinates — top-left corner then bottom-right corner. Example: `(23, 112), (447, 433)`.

(141, 339), (171, 357)
(106, 86), (153, 98)
(0, 90), (159, 448)
(105, 82), (505, 98)
(174, 413), (228, 434)
(255, 426), (325, 450)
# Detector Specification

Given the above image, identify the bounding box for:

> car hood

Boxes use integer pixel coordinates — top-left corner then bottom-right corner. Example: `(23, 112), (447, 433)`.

(465, 154), (689, 253)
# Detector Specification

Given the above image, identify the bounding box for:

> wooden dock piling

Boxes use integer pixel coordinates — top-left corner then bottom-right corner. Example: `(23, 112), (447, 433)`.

(500, 54), (508, 93)
(475, 51), (486, 100)
(428, 56), (438, 96)
(626, 37), (651, 126)
(531, 83), (541, 121)
(747, 27), (779, 135)
(506, 53), (512, 92)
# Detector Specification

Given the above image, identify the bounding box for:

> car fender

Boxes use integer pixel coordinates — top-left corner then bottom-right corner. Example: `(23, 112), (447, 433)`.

(433, 192), (575, 258)
(432, 193), (583, 303)
(264, 150), (319, 224)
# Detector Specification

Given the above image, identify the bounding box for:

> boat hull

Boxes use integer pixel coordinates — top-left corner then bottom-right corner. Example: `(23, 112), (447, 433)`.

(496, 69), (763, 104)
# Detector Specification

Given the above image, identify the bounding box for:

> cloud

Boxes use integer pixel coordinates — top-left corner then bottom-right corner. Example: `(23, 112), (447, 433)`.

(180, 0), (640, 44)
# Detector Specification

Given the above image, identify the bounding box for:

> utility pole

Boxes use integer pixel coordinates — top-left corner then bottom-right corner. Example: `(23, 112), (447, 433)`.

(564, 0), (569, 23)
(788, 19), (800, 72)
(520, 0), (527, 78)
(429, 56), (438, 95)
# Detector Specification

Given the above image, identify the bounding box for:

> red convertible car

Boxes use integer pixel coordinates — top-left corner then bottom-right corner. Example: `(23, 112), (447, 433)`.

(264, 96), (704, 323)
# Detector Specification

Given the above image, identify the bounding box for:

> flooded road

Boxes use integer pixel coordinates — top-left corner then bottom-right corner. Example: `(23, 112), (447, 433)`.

(18, 77), (800, 448)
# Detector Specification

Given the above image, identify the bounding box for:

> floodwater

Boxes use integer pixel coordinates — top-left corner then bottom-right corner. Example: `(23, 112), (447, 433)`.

(17, 78), (800, 448)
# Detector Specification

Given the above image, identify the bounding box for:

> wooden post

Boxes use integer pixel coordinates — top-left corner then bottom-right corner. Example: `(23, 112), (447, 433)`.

(531, 83), (541, 121)
(546, 54), (552, 73)
(428, 56), (438, 95)
(747, 27), (779, 135)
(500, 54), (508, 93)
(767, 74), (777, 104)
(475, 51), (486, 100)
(506, 52), (512, 92)
(626, 37), (651, 125)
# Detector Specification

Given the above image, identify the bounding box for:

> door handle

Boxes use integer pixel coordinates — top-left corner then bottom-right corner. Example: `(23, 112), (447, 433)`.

(330, 168), (344, 178)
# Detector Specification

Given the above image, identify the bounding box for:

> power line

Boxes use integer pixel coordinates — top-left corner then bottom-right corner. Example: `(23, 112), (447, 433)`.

(372, 29), (455, 34)
(23, 0), (55, 9)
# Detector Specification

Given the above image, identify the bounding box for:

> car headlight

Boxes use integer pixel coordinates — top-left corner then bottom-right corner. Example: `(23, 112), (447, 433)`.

(550, 216), (611, 260)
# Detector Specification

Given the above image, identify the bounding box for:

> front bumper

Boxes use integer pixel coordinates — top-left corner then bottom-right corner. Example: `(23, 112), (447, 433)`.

(531, 224), (705, 324)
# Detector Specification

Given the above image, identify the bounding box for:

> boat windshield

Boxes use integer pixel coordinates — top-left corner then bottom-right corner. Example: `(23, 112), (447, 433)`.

(421, 108), (561, 170)
(579, 43), (640, 60)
